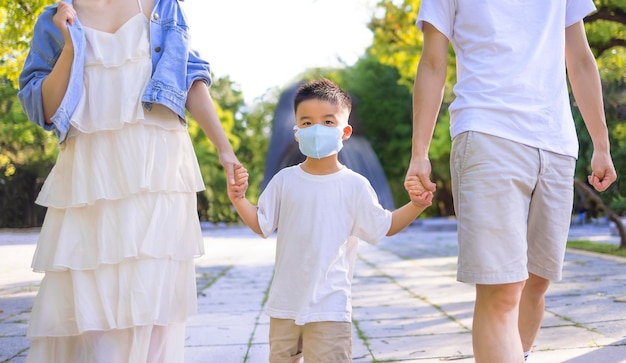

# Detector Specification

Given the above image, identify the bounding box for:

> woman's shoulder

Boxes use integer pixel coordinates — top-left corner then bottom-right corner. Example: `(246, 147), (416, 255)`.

(32, 4), (63, 38)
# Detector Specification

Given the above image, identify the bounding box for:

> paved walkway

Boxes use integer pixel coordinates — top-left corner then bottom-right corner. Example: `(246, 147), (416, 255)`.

(1, 221), (625, 363)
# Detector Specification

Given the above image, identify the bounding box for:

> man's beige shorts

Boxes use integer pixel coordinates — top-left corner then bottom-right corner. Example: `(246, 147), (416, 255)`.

(268, 318), (352, 363)
(450, 131), (576, 284)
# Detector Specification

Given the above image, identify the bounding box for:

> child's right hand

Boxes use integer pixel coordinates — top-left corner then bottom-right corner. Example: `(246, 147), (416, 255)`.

(227, 164), (249, 202)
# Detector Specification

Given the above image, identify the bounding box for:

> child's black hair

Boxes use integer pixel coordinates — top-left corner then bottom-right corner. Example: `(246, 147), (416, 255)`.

(294, 78), (352, 113)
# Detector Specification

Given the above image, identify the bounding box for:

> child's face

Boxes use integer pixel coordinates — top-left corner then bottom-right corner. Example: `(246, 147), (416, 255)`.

(294, 99), (352, 140)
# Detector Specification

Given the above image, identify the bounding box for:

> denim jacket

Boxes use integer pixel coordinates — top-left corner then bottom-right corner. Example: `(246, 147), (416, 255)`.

(18, 0), (211, 143)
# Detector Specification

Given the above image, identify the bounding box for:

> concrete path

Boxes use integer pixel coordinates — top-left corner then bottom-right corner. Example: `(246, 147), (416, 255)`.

(1, 221), (625, 363)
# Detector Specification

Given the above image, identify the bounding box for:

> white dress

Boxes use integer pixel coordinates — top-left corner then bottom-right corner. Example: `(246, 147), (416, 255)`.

(25, 7), (205, 363)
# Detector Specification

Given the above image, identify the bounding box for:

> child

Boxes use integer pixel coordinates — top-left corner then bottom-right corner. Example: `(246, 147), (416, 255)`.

(227, 78), (432, 362)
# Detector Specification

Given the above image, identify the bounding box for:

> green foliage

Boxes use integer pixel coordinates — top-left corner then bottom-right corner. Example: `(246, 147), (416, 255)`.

(587, 0), (626, 83)
(189, 76), (274, 224)
(232, 91), (276, 206)
(0, 78), (57, 227)
(610, 197), (626, 214)
(567, 240), (626, 255)
(0, 0), (55, 88)
(359, 0), (458, 215)
(367, 0), (457, 88)
(338, 57), (413, 209)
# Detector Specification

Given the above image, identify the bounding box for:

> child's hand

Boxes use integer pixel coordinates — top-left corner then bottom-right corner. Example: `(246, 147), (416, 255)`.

(405, 175), (434, 208)
(227, 164), (249, 201)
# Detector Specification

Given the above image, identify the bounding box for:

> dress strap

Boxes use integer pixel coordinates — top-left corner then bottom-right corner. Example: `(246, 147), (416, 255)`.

(137, 0), (143, 14)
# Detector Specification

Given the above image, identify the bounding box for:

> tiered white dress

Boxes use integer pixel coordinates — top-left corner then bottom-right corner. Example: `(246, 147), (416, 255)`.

(26, 10), (205, 363)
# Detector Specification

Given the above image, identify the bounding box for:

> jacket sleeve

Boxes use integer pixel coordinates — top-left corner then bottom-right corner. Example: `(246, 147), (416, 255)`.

(17, 7), (63, 132)
(186, 48), (212, 89)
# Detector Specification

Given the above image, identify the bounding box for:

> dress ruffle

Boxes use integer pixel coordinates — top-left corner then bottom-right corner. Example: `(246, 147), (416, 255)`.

(32, 192), (205, 272)
(83, 13), (151, 69)
(27, 259), (196, 337)
(36, 121), (205, 208)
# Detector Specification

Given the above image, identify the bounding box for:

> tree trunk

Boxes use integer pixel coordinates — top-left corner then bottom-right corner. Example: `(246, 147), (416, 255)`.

(573, 178), (626, 249)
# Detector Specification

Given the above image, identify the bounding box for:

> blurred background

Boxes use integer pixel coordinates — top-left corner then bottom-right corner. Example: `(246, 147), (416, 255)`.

(1, 0), (625, 229)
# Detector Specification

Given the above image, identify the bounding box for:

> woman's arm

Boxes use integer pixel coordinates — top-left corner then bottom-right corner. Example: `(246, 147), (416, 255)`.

(41, 2), (76, 124)
(185, 81), (240, 185)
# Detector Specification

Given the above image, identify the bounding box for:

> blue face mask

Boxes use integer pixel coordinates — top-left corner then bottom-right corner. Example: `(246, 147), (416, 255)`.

(295, 124), (344, 159)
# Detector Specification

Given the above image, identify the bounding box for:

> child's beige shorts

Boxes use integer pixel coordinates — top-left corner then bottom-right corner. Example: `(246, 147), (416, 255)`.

(450, 131), (576, 284)
(268, 318), (352, 363)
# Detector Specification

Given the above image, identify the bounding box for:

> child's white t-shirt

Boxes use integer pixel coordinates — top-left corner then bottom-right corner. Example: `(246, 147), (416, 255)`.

(417, 0), (596, 158)
(257, 164), (393, 325)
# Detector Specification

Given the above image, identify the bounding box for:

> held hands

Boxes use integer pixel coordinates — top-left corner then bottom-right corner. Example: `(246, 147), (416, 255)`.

(219, 151), (241, 186)
(404, 156), (436, 207)
(226, 164), (249, 202)
(588, 151), (617, 192)
(405, 176), (434, 208)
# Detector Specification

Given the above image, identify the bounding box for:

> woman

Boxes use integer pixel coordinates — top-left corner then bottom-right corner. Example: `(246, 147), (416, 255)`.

(18, 0), (239, 361)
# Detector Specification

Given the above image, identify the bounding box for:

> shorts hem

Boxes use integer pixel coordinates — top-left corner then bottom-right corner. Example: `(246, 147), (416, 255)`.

(457, 270), (529, 285)
(528, 264), (562, 282)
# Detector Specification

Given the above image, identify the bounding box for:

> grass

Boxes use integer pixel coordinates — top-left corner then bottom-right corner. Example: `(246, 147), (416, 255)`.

(567, 240), (626, 258)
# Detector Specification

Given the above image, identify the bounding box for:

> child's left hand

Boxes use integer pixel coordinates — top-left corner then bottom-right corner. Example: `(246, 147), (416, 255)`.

(405, 175), (434, 208)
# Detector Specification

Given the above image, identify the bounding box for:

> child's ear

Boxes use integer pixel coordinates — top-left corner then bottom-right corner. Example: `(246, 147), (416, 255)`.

(342, 125), (353, 140)
(293, 125), (299, 142)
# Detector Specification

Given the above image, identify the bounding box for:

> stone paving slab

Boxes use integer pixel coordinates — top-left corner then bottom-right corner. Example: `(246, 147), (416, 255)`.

(1, 223), (626, 362)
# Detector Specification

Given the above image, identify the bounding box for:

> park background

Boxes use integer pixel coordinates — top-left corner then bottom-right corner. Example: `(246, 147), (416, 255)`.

(1, 0), (625, 233)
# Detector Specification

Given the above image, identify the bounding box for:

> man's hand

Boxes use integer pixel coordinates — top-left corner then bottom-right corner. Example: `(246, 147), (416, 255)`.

(404, 155), (437, 196)
(405, 175), (434, 208)
(588, 151), (617, 192)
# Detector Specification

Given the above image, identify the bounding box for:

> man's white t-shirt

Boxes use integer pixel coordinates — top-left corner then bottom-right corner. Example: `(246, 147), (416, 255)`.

(417, 0), (596, 158)
(257, 165), (393, 325)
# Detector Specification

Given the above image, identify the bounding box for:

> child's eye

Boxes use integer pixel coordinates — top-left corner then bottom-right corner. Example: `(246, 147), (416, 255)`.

(324, 120), (334, 125)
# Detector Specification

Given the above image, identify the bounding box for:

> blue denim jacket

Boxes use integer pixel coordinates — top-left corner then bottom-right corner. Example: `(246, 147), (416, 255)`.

(18, 0), (211, 143)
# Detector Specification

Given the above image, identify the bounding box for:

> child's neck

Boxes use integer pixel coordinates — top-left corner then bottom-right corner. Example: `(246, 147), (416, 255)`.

(300, 156), (343, 175)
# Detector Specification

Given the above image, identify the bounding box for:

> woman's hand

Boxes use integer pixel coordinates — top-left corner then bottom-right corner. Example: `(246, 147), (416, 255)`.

(53, 2), (76, 43)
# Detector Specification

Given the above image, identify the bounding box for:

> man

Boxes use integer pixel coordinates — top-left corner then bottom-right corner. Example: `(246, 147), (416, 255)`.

(406, 1), (617, 362)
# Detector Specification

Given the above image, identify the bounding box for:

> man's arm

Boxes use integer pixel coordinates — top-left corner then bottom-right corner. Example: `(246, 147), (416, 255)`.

(405, 22), (450, 194)
(565, 20), (617, 191)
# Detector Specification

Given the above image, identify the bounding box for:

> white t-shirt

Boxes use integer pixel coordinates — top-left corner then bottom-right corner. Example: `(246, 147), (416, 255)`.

(417, 0), (596, 158)
(257, 165), (393, 325)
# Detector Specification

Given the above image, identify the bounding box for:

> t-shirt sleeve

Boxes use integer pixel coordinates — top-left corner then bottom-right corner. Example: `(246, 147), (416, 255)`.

(416, 0), (456, 40)
(565, 0), (596, 27)
(351, 180), (393, 245)
(256, 176), (281, 238)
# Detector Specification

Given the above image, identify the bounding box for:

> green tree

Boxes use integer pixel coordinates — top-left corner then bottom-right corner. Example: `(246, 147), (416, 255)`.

(338, 57), (415, 211)
(575, 0), (626, 212)
(0, 0), (54, 87)
(0, 77), (57, 227)
(192, 76), (274, 223)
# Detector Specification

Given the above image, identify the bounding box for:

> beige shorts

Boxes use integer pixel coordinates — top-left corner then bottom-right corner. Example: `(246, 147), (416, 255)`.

(268, 318), (352, 363)
(451, 131), (575, 284)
